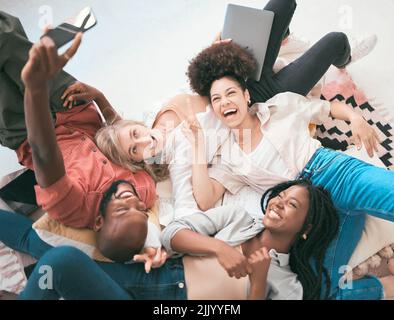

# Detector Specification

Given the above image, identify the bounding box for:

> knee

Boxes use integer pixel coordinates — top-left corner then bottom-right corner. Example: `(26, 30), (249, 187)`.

(325, 32), (349, 46)
(38, 246), (89, 272)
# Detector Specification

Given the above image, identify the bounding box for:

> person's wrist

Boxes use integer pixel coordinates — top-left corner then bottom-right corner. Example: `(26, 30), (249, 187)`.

(211, 240), (227, 256)
(248, 285), (265, 300)
(349, 113), (362, 123)
(94, 90), (105, 104)
(25, 81), (48, 93)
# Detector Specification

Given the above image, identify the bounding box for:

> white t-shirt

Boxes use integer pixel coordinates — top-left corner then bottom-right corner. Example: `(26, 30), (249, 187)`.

(158, 107), (230, 225)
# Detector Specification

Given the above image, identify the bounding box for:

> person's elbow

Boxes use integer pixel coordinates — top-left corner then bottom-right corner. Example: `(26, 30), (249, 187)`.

(194, 194), (216, 211)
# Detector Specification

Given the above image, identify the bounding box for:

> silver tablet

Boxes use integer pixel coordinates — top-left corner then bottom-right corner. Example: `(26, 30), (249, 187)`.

(222, 4), (274, 81)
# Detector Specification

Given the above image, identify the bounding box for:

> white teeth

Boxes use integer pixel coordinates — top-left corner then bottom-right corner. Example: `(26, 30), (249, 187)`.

(269, 209), (281, 220)
(119, 191), (133, 199)
(223, 109), (237, 116)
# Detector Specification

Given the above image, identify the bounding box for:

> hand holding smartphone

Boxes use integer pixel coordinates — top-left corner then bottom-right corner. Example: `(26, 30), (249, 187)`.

(41, 6), (97, 48)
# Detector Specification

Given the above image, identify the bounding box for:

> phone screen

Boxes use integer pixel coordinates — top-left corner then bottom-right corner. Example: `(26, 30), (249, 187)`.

(42, 6), (97, 48)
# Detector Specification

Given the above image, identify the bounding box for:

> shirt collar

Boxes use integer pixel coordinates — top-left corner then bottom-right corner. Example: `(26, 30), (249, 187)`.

(250, 103), (271, 128)
(268, 248), (290, 267)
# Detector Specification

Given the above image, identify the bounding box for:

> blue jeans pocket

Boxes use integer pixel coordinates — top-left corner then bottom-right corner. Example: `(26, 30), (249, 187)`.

(124, 258), (187, 300)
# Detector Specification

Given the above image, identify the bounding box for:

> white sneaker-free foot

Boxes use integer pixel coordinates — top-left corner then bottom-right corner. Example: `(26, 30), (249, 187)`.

(279, 33), (311, 56)
(348, 34), (378, 65)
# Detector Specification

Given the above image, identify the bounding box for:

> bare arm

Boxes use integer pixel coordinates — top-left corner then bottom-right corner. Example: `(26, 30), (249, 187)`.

(247, 247), (271, 300)
(182, 120), (226, 211)
(329, 100), (360, 122)
(21, 35), (82, 187)
(24, 85), (65, 187)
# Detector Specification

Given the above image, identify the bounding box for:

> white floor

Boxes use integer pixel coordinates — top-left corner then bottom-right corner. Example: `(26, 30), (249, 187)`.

(1, 0), (394, 177)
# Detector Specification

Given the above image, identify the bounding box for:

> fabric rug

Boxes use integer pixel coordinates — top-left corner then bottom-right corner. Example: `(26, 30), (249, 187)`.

(316, 68), (394, 170)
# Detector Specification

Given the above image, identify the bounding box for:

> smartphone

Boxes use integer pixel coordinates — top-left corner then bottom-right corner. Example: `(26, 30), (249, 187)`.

(42, 6), (97, 48)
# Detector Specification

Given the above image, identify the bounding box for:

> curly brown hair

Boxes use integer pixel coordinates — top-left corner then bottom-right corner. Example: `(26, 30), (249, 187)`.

(187, 42), (257, 97)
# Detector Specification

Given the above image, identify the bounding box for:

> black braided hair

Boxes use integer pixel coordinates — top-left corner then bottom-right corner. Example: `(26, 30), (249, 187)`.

(261, 179), (339, 300)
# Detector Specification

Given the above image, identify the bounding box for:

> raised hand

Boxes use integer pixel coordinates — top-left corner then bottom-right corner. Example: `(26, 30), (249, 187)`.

(133, 247), (168, 273)
(61, 81), (102, 109)
(247, 247), (271, 299)
(349, 114), (380, 158)
(21, 32), (82, 90)
(215, 242), (252, 279)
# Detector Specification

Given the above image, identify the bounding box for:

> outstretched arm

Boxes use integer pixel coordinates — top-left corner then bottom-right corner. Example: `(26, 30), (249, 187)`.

(21, 34), (82, 188)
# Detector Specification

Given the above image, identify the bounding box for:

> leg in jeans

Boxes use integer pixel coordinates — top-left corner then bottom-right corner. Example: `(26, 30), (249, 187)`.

(247, 0), (297, 103)
(19, 247), (131, 300)
(0, 209), (52, 259)
(273, 32), (351, 96)
(0, 11), (76, 150)
(20, 246), (188, 300)
(301, 148), (394, 299)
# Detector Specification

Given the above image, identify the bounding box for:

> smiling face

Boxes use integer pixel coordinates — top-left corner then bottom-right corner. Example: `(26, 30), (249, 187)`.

(263, 185), (310, 236)
(210, 76), (251, 129)
(117, 124), (164, 162)
(94, 182), (149, 262)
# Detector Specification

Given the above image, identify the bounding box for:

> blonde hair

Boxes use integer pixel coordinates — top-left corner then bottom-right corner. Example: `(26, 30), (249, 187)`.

(95, 120), (169, 182)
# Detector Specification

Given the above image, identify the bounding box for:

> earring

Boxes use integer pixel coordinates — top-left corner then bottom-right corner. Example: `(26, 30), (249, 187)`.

(247, 100), (252, 107)
(302, 224), (312, 240)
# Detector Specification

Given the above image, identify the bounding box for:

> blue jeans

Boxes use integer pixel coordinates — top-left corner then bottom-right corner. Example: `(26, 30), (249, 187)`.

(0, 210), (187, 300)
(300, 148), (394, 300)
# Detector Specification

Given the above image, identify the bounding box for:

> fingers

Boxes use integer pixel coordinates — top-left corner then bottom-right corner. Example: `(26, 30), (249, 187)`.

(248, 247), (271, 264)
(144, 259), (153, 274)
(213, 31), (222, 43)
(229, 260), (250, 279)
(150, 248), (168, 269)
(353, 134), (362, 151)
(152, 247), (162, 264)
(28, 44), (42, 69)
(41, 36), (58, 75)
(213, 38), (232, 45)
(61, 82), (80, 100)
(42, 24), (52, 34)
(159, 250), (167, 266)
(132, 253), (147, 263)
(60, 32), (83, 67)
(36, 42), (50, 74)
(132, 253), (152, 273)
(373, 131), (380, 152)
(64, 92), (90, 108)
(364, 137), (373, 158)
